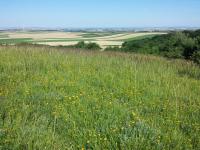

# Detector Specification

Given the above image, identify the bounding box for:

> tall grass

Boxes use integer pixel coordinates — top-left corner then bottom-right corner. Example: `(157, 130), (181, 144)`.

(0, 45), (200, 149)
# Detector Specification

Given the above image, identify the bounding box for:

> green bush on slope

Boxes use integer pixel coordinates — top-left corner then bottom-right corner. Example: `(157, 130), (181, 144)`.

(75, 41), (101, 50)
(106, 30), (200, 64)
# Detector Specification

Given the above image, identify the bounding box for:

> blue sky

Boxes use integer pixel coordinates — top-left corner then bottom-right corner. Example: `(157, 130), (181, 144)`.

(1, 0), (200, 28)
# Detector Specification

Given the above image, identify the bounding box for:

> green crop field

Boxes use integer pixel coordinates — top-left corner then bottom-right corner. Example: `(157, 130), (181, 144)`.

(0, 38), (33, 44)
(0, 45), (199, 149)
(123, 34), (158, 42)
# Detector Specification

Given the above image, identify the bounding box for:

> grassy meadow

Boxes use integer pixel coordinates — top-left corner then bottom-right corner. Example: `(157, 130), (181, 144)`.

(0, 45), (200, 149)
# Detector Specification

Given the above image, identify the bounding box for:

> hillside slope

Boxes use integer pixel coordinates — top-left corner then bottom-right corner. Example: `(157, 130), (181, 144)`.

(0, 46), (200, 149)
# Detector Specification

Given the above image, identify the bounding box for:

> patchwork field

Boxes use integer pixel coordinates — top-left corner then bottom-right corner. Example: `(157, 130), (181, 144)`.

(0, 31), (165, 48)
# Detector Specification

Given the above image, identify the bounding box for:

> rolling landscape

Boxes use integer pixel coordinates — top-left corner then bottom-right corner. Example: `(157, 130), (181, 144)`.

(0, 0), (200, 150)
(0, 31), (164, 48)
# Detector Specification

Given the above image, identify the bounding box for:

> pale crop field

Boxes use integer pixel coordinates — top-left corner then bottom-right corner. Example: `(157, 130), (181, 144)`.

(0, 45), (199, 149)
(37, 41), (124, 48)
(2, 32), (82, 39)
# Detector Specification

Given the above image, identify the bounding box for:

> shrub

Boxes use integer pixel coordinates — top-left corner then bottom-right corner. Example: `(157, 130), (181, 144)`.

(85, 42), (101, 50)
(74, 41), (101, 50)
(75, 41), (85, 49)
(181, 36), (197, 59)
(192, 50), (200, 64)
(104, 46), (121, 51)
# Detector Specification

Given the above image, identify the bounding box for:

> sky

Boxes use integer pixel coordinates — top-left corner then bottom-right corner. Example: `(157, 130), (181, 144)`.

(1, 0), (200, 28)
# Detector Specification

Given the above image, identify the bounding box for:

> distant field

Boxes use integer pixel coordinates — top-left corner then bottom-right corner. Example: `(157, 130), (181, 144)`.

(0, 34), (9, 38)
(0, 38), (32, 44)
(0, 31), (165, 48)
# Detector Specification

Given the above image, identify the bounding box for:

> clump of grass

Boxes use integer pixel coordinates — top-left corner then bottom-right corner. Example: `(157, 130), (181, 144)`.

(0, 45), (200, 149)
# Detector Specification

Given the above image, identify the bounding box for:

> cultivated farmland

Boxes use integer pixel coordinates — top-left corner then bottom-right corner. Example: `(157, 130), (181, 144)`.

(0, 31), (165, 48)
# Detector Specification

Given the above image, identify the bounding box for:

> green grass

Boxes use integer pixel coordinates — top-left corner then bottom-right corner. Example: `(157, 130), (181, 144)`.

(0, 45), (200, 149)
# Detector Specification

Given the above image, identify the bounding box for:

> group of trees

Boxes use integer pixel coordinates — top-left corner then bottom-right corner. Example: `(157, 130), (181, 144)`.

(106, 30), (200, 64)
(73, 41), (101, 50)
